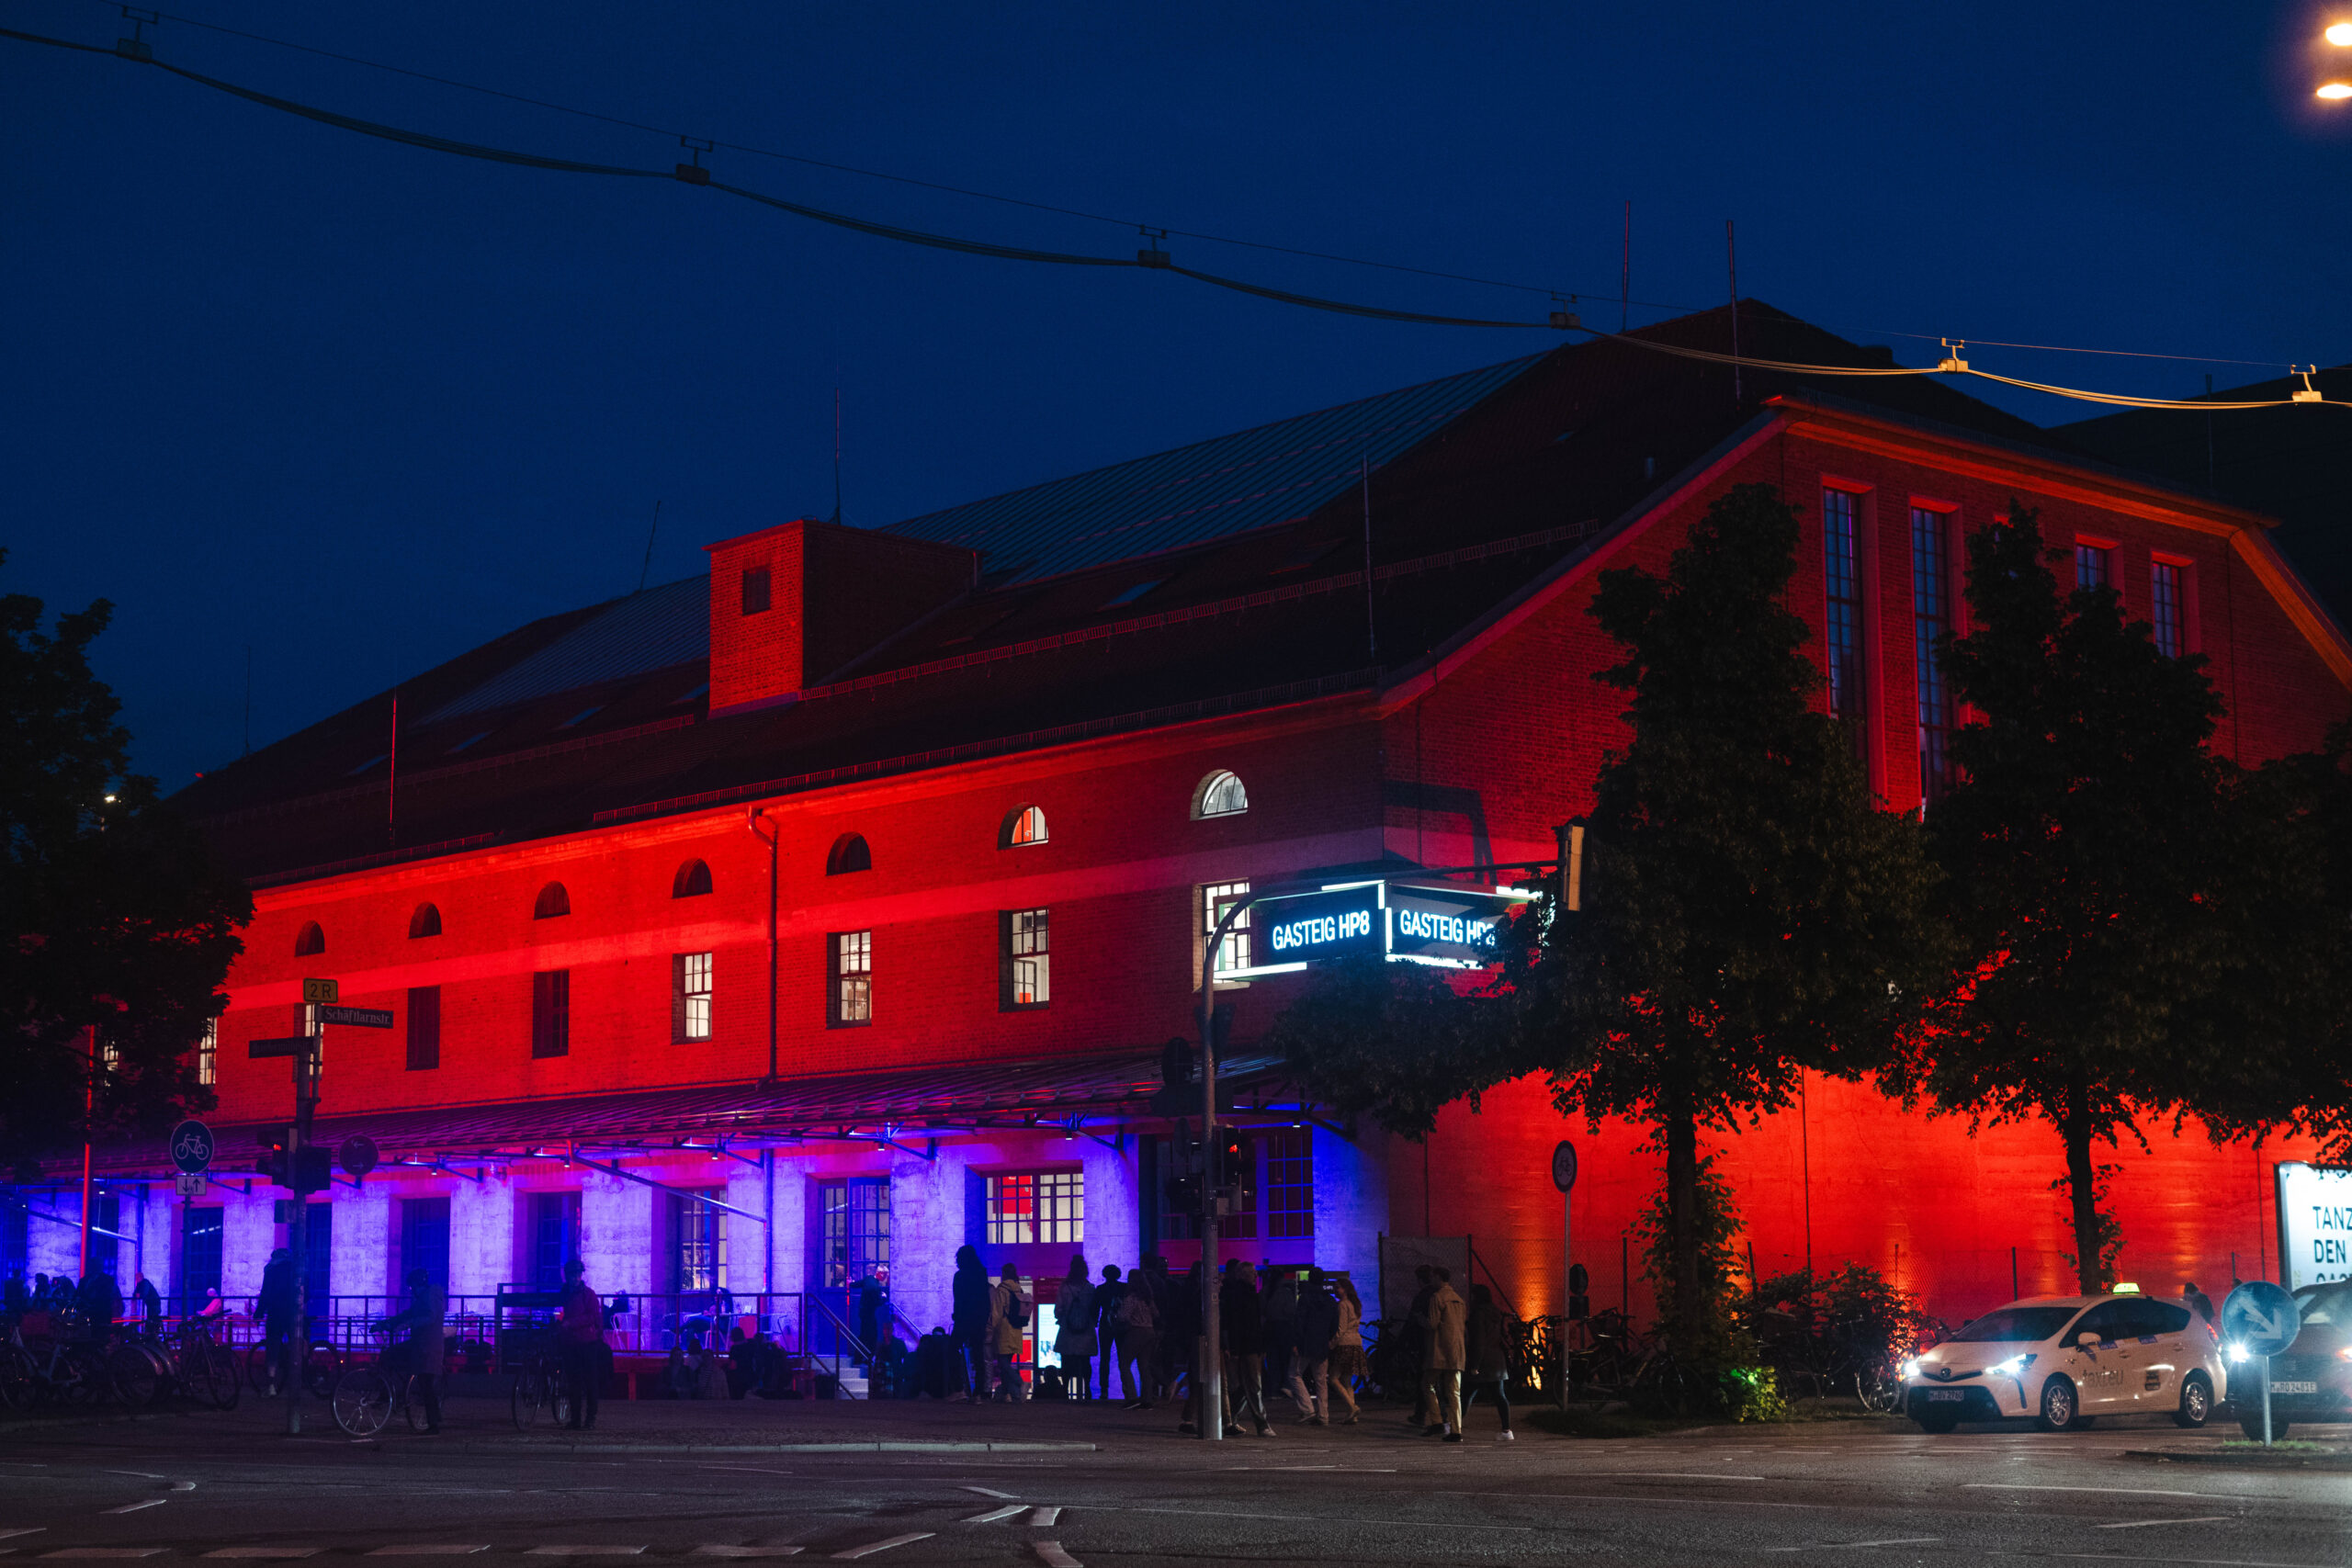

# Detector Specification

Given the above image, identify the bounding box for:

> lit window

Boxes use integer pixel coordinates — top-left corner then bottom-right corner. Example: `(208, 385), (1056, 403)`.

(1911, 508), (1953, 807)
(532, 970), (570, 1058)
(2152, 561), (2186, 657)
(197, 1019), (217, 1087)
(832, 931), (872, 1026)
(1822, 489), (1865, 729)
(675, 952), (713, 1042)
(1004, 805), (1047, 847)
(1204, 881), (1251, 976)
(671, 1192), (727, 1293)
(1194, 769), (1249, 818)
(985, 1171), (1083, 1246)
(1264, 1128), (1315, 1240)
(2075, 544), (2111, 592)
(1002, 908), (1049, 1009)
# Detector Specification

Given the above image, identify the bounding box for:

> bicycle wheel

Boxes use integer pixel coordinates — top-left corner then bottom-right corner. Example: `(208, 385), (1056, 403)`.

(108, 1344), (164, 1407)
(549, 1373), (575, 1430)
(511, 1367), (548, 1429)
(303, 1342), (342, 1400)
(246, 1342), (272, 1393)
(1856, 1361), (1903, 1414)
(193, 1340), (237, 1410)
(402, 1376), (432, 1433)
(331, 1368), (394, 1437)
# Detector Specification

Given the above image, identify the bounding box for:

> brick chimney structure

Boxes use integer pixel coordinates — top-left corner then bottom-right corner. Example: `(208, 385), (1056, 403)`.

(703, 519), (977, 714)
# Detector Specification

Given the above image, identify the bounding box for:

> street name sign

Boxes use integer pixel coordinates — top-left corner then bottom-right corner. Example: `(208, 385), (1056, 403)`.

(317, 1005), (393, 1029)
(247, 1034), (314, 1058)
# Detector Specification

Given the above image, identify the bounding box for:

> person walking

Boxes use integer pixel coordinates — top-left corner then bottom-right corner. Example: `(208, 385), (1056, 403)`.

(1092, 1264), (1127, 1400)
(951, 1245), (992, 1403)
(1404, 1264), (1438, 1428)
(1213, 1260), (1269, 1436)
(1426, 1267), (1468, 1441)
(1325, 1275), (1364, 1425)
(375, 1267), (447, 1433)
(2183, 1281), (2217, 1325)
(1261, 1266), (1313, 1421)
(1463, 1282), (1514, 1441)
(257, 1247), (298, 1394)
(1054, 1256), (1096, 1401)
(1113, 1266), (1159, 1408)
(1295, 1267), (1341, 1426)
(555, 1258), (605, 1430)
(987, 1263), (1030, 1403)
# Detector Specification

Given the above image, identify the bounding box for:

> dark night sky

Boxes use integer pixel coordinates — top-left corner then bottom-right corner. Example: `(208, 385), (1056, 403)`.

(6, 1), (2349, 790)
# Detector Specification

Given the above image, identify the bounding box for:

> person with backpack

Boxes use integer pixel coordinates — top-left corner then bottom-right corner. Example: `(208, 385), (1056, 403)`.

(988, 1262), (1030, 1403)
(1054, 1256), (1095, 1401)
(1091, 1264), (1127, 1400)
(951, 1245), (992, 1403)
(1112, 1264), (1159, 1407)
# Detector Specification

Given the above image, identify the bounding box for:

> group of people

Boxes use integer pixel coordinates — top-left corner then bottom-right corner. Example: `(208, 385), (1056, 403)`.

(1399, 1263), (1515, 1442)
(944, 1247), (1374, 1432)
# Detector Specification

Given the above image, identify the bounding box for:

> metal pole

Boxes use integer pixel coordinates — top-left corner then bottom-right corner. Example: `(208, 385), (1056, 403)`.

(1560, 1186), (1572, 1412)
(287, 1028), (317, 1435)
(79, 1027), (96, 1280)
(1199, 919), (1225, 1442)
(2261, 1356), (2274, 1446)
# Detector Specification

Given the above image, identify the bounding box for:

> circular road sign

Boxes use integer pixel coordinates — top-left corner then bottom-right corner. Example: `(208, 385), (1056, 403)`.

(2222, 1280), (2300, 1359)
(337, 1134), (379, 1179)
(170, 1119), (215, 1175)
(1550, 1139), (1578, 1192)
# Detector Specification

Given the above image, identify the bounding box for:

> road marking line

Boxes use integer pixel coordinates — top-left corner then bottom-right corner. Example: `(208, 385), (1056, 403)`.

(688, 1550), (805, 1558)
(102, 1501), (167, 1516)
(958, 1487), (1018, 1499)
(40, 1552), (168, 1560)
(2098, 1517), (2235, 1529)
(1026, 1509), (1060, 1528)
(168, 1486), (195, 1495)
(704, 1469), (795, 1479)
(2023, 1556), (2340, 1568)
(1105, 1506), (1532, 1532)
(1034, 1546), (1080, 1568)
(366, 1549), (492, 1556)
(203, 1550), (322, 1559)
(1965, 1483), (2214, 1499)
(1594, 1472), (1767, 1481)
(1767, 1541), (1943, 1555)
(523, 1551), (647, 1558)
(962, 1508), (1025, 1524)
(829, 1536), (932, 1561)
(99, 1473), (166, 1483)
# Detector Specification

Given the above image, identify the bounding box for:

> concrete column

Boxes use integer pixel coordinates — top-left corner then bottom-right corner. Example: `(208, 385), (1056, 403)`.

(1312, 1124), (1387, 1306)
(1080, 1135), (1142, 1281)
(581, 1165), (655, 1299)
(448, 1177), (513, 1302)
(888, 1146), (969, 1337)
(220, 1185), (276, 1303)
(335, 1181), (394, 1305)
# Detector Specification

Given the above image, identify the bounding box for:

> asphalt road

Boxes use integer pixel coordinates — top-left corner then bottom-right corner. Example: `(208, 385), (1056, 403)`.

(3, 1397), (2346, 1567)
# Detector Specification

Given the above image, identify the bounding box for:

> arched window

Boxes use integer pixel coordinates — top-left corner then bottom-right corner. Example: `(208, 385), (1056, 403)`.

(534, 882), (571, 919)
(1001, 805), (1048, 848)
(826, 833), (872, 875)
(1193, 769), (1250, 819)
(672, 858), (714, 898)
(293, 920), (325, 956)
(408, 903), (442, 939)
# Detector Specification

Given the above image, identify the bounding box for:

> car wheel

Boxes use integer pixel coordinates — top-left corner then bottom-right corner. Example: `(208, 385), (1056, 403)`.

(2037, 1376), (2079, 1432)
(2174, 1372), (2211, 1428)
(1914, 1411), (1960, 1434)
(2238, 1414), (2290, 1440)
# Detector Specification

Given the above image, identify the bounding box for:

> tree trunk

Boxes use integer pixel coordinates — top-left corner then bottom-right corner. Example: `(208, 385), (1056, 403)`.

(2063, 1075), (2102, 1295)
(1664, 1070), (1702, 1353)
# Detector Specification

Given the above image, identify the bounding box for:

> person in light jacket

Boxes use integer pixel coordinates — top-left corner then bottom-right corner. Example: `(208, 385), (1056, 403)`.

(1424, 1267), (1468, 1441)
(1326, 1275), (1364, 1424)
(1463, 1282), (1514, 1440)
(987, 1263), (1029, 1403)
(1054, 1256), (1096, 1400)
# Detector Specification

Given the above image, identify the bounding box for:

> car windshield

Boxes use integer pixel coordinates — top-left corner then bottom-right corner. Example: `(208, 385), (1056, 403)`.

(2298, 1286), (2352, 1326)
(1948, 1306), (2080, 1343)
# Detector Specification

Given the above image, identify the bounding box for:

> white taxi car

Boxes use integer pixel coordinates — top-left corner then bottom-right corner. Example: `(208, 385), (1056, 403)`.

(1902, 1291), (2224, 1433)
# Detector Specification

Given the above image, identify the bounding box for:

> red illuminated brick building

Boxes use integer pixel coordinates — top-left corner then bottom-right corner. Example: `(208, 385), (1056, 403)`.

(18, 304), (2348, 1350)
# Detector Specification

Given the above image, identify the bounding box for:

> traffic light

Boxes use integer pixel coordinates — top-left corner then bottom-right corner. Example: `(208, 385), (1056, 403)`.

(1216, 1133), (1253, 1195)
(256, 1133), (289, 1187)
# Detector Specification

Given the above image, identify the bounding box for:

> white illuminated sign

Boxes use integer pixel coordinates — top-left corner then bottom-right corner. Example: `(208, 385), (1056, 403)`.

(2278, 1163), (2352, 1290)
(1216, 879), (1525, 979)
(1268, 907), (1375, 953)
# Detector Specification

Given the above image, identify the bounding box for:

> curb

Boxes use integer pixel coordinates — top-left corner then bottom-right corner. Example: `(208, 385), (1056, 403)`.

(447, 1440), (1099, 1455)
(2125, 1448), (2352, 1471)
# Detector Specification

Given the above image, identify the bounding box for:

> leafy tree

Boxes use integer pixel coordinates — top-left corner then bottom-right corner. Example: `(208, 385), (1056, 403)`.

(1896, 504), (2261, 1292)
(1281, 484), (1949, 1353)
(1, 551), (251, 1170)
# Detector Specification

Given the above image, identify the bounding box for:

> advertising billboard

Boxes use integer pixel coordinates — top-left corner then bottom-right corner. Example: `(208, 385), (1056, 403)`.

(2276, 1162), (2352, 1291)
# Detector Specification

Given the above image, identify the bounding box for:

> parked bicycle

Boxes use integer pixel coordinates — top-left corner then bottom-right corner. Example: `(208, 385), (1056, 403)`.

(167, 1318), (242, 1410)
(331, 1328), (434, 1438)
(509, 1340), (577, 1429)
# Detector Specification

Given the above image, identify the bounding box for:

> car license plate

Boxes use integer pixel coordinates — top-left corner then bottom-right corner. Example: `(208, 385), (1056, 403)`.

(2270, 1380), (2319, 1394)
(1927, 1389), (1965, 1402)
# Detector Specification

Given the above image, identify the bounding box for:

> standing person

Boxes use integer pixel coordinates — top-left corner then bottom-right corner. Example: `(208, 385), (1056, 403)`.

(1261, 1267), (1313, 1421)
(1140, 1254), (1176, 1403)
(1405, 1264), (1438, 1429)
(951, 1246), (992, 1403)
(2182, 1281), (2217, 1325)
(555, 1258), (606, 1431)
(375, 1266), (447, 1434)
(1463, 1283), (1514, 1441)
(854, 1269), (888, 1367)
(257, 1247), (297, 1394)
(1091, 1265), (1127, 1401)
(1114, 1262), (1161, 1409)
(1214, 1260), (1269, 1437)
(1426, 1267), (1468, 1442)
(74, 1267), (123, 1349)
(1164, 1259), (1202, 1429)
(1325, 1276), (1364, 1425)
(1055, 1256), (1096, 1401)
(1295, 1267), (1341, 1427)
(988, 1263), (1030, 1403)
(130, 1271), (163, 1334)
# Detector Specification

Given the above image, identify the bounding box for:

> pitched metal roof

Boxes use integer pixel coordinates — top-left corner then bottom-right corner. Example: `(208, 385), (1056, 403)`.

(879, 354), (1544, 583)
(424, 574), (709, 722)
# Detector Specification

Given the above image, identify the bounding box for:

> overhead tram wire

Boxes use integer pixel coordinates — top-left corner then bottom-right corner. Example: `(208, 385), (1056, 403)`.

(9, 25), (2344, 414)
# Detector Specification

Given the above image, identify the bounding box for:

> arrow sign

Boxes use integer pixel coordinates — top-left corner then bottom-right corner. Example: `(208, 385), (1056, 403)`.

(338, 1134), (379, 1179)
(2222, 1280), (2300, 1359)
(170, 1119), (215, 1175)
(316, 1005), (393, 1029)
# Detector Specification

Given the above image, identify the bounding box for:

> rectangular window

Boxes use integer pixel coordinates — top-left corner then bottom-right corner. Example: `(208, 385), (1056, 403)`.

(527, 1191), (581, 1292)
(818, 1177), (890, 1291)
(1911, 507), (1954, 806)
(984, 1170), (1083, 1247)
(741, 566), (771, 615)
(1262, 1128), (1315, 1240)
(196, 1019), (217, 1087)
(2075, 543), (2111, 592)
(406, 986), (441, 1071)
(671, 1191), (727, 1293)
(1001, 908), (1050, 1008)
(1204, 881), (1251, 976)
(673, 953), (712, 1042)
(831, 931), (872, 1025)
(531, 970), (570, 1058)
(178, 1205), (222, 1314)
(401, 1197), (450, 1290)
(2152, 560), (2186, 657)
(1822, 489), (1866, 729)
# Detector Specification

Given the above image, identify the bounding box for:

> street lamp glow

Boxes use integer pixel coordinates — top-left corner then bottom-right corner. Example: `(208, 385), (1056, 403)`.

(2326, 21), (2352, 44)
(2321, 82), (2352, 98)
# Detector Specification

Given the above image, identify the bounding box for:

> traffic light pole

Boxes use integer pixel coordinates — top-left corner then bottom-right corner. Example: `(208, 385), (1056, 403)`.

(285, 1024), (320, 1436)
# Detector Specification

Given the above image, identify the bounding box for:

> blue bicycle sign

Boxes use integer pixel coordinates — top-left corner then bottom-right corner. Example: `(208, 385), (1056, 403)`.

(171, 1119), (215, 1175)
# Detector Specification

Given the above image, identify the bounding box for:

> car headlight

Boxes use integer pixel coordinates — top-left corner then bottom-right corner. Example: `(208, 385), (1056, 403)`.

(1899, 1359), (1920, 1380)
(2227, 1341), (2251, 1363)
(2337, 1347), (2351, 1362)
(1990, 1354), (2036, 1377)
